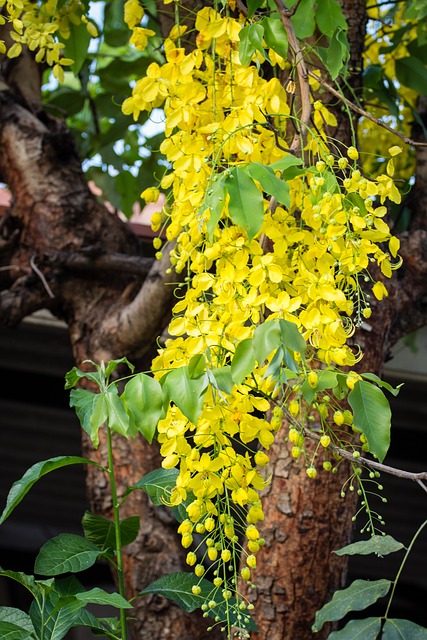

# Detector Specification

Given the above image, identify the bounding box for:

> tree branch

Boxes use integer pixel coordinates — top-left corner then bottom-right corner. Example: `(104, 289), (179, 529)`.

(274, 0), (311, 152)
(46, 250), (154, 277)
(308, 70), (427, 148)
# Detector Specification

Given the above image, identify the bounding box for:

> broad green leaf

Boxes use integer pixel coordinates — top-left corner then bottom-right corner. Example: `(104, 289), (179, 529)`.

(268, 155), (304, 172)
(75, 588), (132, 609)
(328, 617), (382, 639)
(188, 354), (206, 379)
(247, 0), (264, 18)
(121, 373), (163, 443)
(0, 622), (29, 639)
(0, 457), (99, 525)
(65, 364), (101, 390)
(88, 392), (108, 448)
(132, 467), (194, 523)
(210, 366), (234, 395)
(334, 535), (405, 557)
(69, 389), (99, 441)
(35, 534), (103, 576)
(0, 569), (53, 600)
(361, 373), (403, 397)
(69, 609), (121, 639)
(140, 572), (258, 631)
(348, 380), (391, 462)
(382, 618), (427, 639)
(238, 23), (265, 66)
(261, 16), (288, 60)
(105, 391), (130, 437)
(133, 468), (179, 505)
(63, 21), (92, 74)
(290, 0), (316, 38)
(104, 357), (134, 380)
(253, 320), (282, 364)
(279, 319), (306, 354)
(29, 594), (84, 640)
(318, 28), (350, 80)
(205, 178), (227, 240)
(264, 345), (285, 380)
(82, 512), (140, 550)
(396, 56), (427, 95)
(164, 366), (207, 424)
(312, 579), (391, 632)
(231, 339), (256, 384)
(0, 608), (35, 636)
(45, 87), (86, 117)
(225, 167), (264, 241)
(244, 162), (290, 207)
(315, 0), (347, 35)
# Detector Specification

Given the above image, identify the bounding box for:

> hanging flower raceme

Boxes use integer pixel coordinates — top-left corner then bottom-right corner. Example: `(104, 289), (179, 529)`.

(121, 4), (402, 634)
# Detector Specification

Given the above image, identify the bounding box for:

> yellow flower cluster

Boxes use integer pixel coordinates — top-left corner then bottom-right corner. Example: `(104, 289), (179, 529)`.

(123, 4), (401, 623)
(0, 0), (96, 81)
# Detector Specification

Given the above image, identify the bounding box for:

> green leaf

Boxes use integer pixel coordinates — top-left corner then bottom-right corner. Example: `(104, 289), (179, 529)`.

(238, 23), (265, 66)
(318, 28), (350, 80)
(188, 354), (206, 379)
(29, 582), (85, 640)
(69, 610), (121, 639)
(328, 617), (382, 639)
(261, 16), (288, 60)
(225, 167), (264, 241)
(34, 534), (103, 576)
(0, 569), (53, 601)
(315, 0), (347, 35)
(140, 572), (258, 631)
(0, 608), (35, 636)
(45, 87), (86, 117)
(65, 363), (101, 390)
(312, 579), (391, 632)
(69, 388), (99, 444)
(290, 0), (316, 38)
(382, 618), (427, 639)
(121, 373), (163, 443)
(0, 457), (98, 525)
(253, 320), (281, 364)
(205, 177), (227, 240)
(360, 373), (403, 397)
(104, 357), (134, 380)
(244, 162), (290, 207)
(334, 535), (405, 557)
(105, 391), (130, 437)
(88, 392), (108, 448)
(164, 366), (207, 424)
(279, 319), (306, 354)
(348, 380), (391, 462)
(133, 468), (179, 506)
(268, 155), (304, 173)
(247, 0), (264, 18)
(396, 56), (427, 95)
(82, 512), (140, 550)
(231, 339), (256, 384)
(63, 20), (92, 74)
(0, 622), (30, 639)
(209, 366), (234, 395)
(131, 467), (194, 522)
(75, 588), (132, 609)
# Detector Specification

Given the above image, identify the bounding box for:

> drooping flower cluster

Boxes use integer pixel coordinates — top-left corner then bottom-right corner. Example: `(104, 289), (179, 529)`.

(121, 5), (402, 627)
(0, 0), (97, 81)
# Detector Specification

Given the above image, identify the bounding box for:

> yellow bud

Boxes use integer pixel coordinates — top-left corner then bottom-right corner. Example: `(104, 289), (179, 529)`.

(333, 411), (344, 426)
(181, 532), (193, 548)
(306, 466), (317, 479)
(192, 585), (201, 595)
(254, 451), (270, 466)
(246, 525), (260, 541)
(221, 549), (231, 562)
(205, 517), (215, 532)
(307, 371), (318, 388)
(246, 554), (257, 568)
(208, 547), (218, 561)
(186, 552), (197, 566)
(347, 146), (359, 160)
(241, 567), (251, 581)
(320, 435), (331, 448)
(195, 564), (204, 577)
(289, 400), (299, 417)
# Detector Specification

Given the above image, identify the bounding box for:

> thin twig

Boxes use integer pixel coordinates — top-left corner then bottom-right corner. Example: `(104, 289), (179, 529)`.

(308, 70), (427, 148)
(306, 427), (427, 491)
(30, 255), (55, 299)
(274, 0), (311, 152)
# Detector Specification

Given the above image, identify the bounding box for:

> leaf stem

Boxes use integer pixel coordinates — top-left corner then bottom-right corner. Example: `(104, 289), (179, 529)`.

(384, 518), (427, 619)
(106, 422), (128, 640)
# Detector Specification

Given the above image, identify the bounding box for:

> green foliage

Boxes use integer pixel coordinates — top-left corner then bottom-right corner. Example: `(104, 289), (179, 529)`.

(139, 572), (258, 632)
(348, 381), (391, 463)
(333, 535), (405, 557)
